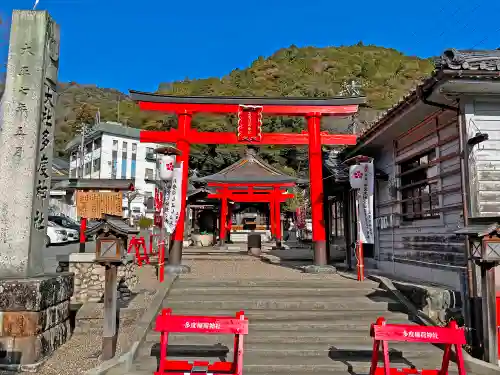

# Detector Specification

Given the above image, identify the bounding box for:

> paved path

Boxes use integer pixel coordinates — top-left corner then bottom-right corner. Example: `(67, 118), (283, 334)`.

(43, 241), (95, 273)
(122, 244), (466, 374)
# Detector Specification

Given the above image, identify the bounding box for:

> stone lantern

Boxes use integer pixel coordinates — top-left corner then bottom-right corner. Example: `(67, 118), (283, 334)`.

(455, 221), (500, 364)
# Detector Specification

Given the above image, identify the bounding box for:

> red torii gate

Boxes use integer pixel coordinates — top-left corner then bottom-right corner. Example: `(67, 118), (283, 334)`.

(131, 91), (364, 271)
(207, 182), (294, 247)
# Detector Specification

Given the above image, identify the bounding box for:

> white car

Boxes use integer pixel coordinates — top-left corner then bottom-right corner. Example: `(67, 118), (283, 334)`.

(65, 227), (79, 242)
(46, 221), (68, 247)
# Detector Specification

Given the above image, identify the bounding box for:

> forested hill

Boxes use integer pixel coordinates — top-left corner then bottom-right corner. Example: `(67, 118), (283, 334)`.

(2, 44), (435, 177)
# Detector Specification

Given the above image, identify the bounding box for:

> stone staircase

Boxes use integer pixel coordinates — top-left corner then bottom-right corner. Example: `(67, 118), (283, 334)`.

(119, 248), (467, 375)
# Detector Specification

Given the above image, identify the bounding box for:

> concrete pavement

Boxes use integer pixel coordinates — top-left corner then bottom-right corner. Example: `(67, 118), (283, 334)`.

(43, 241), (95, 273)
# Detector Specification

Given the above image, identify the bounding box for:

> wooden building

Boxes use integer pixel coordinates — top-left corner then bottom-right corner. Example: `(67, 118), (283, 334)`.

(329, 49), (500, 290)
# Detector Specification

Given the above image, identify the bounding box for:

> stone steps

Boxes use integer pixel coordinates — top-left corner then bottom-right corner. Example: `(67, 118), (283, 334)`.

(174, 279), (380, 288)
(126, 353), (458, 375)
(158, 308), (411, 323)
(123, 256), (466, 375)
(168, 286), (388, 297)
(165, 298), (401, 311)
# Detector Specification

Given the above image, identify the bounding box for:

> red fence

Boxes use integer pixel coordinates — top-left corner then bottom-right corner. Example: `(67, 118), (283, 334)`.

(369, 317), (466, 375)
(154, 309), (248, 375)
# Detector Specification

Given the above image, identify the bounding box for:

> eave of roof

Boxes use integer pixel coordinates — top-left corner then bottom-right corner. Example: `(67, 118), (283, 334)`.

(64, 122), (142, 152)
(129, 90), (366, 107)
(51, 178), (135, 191)
(85, 215), (139, 236)
(201, 175), (296, 183)
(339, 48), (500, 159)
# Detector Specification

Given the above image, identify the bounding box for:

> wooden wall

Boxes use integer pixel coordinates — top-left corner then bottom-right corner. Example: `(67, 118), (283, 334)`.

(373, 109), (466, 289)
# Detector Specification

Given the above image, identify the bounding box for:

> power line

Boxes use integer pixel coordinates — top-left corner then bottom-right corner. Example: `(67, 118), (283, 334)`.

(470, 25), (500, 49)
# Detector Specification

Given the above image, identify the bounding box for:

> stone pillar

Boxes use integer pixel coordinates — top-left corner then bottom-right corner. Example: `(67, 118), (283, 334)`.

(0, 11), (74, 370)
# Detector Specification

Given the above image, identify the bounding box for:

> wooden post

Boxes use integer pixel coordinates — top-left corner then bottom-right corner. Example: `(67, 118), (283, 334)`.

(101, 264), (118, 360)
(79, 217), (87, 253)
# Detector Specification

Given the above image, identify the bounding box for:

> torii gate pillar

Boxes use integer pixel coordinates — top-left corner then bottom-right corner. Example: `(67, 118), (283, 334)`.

(307, 114), (327, 266)
(168, 113), (191, 273)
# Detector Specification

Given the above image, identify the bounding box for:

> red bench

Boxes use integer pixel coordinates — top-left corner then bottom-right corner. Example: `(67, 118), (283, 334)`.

(154, 308), (249, 375)
(369, 317), (467, 375)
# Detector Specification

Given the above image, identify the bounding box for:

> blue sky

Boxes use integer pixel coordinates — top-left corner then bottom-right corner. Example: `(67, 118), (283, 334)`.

(1, 0), (499, 93)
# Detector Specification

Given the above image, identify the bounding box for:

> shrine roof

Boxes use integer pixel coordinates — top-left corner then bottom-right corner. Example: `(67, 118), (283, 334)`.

(196, 148), (296, 184)
(129, 91), (365, 107)
(85, 214), (139, 236)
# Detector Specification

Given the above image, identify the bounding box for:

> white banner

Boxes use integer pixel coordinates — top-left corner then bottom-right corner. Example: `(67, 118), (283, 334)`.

(356, 162), (375, 244)
(164, 162), (183, 234)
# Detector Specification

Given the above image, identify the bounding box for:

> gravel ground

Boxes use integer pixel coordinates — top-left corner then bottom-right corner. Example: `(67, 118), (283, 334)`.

(31, 265), (160, 375)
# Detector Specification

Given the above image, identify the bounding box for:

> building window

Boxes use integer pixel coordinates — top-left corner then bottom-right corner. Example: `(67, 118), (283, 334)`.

(121, 142), (128, 179)
(84, 162), (91, 175)
(131, 153), (136, 179)
(70, 169), (77, 178)
(112, 139), (118, 151)
(331, 200), (344, 237)
(400, 150), (439, 221)
(111, 150), (118, 179)
(145, 168), (154, 180)
(132, 143), (137, 153)
(94, 138), (101, 150)
(93, 158), (100, 172)
(85, 142), (92, 154)
(145, 147), (155, 161)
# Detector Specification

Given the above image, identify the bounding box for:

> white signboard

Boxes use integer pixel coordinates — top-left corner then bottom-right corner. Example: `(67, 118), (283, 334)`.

(349, 164), (365, 189)
(164, 162), (183, 234)
(353, 162), (375, 244)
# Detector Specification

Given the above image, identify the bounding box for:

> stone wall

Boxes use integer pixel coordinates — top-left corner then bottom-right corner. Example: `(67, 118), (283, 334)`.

(0, 273), (73, 371)
(56, 253), (138, 304)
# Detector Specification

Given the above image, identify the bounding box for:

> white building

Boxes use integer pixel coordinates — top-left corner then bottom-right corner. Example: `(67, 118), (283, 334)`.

(65, 121), (162, 219)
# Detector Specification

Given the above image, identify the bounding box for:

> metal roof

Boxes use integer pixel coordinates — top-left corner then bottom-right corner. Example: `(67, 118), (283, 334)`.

(64, 122), (142, 152)
(51, 178), (135, 191)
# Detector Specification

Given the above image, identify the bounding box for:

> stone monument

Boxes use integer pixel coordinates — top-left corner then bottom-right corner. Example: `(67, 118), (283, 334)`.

(0, 10), (73, 371)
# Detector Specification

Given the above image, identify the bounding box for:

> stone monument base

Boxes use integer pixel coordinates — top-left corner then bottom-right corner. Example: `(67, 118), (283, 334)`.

(56, 253), (137, 304)
(0, 273), (74, 372)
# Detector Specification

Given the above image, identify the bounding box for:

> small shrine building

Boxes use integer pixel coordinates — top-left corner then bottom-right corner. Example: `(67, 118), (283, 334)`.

(189, 148), (299, 246)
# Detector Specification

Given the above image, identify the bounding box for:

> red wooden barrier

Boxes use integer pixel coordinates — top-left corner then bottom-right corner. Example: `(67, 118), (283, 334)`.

(154, 309), (248, 375)
(158, 240), (165, 283)
(127, 236), (149, 266)
(369, 317), (467, 375)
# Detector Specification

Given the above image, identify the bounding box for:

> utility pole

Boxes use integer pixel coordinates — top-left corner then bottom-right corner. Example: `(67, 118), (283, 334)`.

(78, 123), (87, 178)
(117, 94), (120, 123)
(78, 123), (87, 253)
